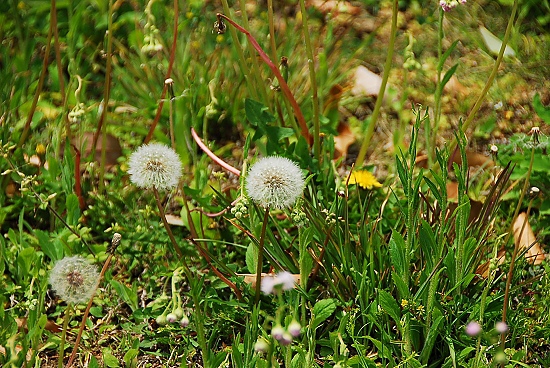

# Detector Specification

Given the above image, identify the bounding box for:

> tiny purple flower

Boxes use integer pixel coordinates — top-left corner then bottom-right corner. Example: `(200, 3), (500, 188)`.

(465, 321), (482, 336)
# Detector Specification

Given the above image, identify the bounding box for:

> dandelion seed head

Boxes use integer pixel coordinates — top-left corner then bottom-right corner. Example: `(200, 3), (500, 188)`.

(245, 156), (305, 209)
(49, 256), (99, 305)
(127, 143), (182, 190)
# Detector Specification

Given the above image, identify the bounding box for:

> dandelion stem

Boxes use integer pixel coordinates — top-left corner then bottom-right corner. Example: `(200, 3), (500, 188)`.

(255, 207), (270, 305)
(57, 304), (73, 368)
(191, 128), (241, 176)
(153, 187), (184, 258)
(65, 234), (121, 368)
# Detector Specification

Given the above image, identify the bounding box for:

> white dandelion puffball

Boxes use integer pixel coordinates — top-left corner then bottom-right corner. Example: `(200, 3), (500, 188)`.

(128, 143), (182, 190)
(245, 156), (305, 209)
(49, 256), (100, 305)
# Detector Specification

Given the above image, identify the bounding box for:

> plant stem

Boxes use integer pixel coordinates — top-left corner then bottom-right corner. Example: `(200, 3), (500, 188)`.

(217, 13), (312, 145)
(66, 234), (121, 368)
(255, 207), (270, 305)
(355, 0), (398, 166)
(17, 0), (54, 148)
(144, 0), (179, 144)
(299, 0), (321, 163)
(219, 0), (258, 101)
(430, 7), (445, 168)
(153, 187), (184, 258)
(57, 304), (73, 368)
(267, 0), (277, 63)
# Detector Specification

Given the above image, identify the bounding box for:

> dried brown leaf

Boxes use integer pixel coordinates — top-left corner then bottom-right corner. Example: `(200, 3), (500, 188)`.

(513, 212), (545, 265)
(334, 122), (356, 158)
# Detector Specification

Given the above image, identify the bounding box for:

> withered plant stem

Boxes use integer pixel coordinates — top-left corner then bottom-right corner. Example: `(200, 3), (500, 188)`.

(217, 13), (312, 145)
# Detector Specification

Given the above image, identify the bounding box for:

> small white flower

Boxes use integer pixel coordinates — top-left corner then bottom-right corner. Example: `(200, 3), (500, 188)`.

(272, 325), (285, 341)
(49, 256), (99, 305)
(254, 338), (269, 353)
(127, 143), (182, 190)
(245, 156), (305, 209)
(288, 320), (301, 337)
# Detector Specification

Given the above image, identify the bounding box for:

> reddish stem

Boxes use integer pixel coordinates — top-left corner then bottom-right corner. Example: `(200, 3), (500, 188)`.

(191, 128), (241, 176)
(144, 0), (179, 144)
(216, 13), (312, 145)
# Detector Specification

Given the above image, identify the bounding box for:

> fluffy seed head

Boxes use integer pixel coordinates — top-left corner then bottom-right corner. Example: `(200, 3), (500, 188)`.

(245, 156), (305, 209)
(49, 256), (99, 305)
(128, 143), (182, 190)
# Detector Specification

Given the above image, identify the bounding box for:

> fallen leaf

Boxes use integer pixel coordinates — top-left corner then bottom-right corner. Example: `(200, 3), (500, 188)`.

(238, 273), (300, 289)
(479, 25), (516, 57)
(165, 214), (184, 226)
(71, 132), (122, 168)
(334, 122), (355, 158)
(513, 213), (545, 265)
(449, 149), (494, 168)
(309, 0), (361, 16)
(443, 75), (469, 97)
(351, 65), (384, 97)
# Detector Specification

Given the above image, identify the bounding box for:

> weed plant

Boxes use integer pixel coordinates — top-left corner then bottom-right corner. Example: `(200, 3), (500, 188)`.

(1, 0), (549, 367)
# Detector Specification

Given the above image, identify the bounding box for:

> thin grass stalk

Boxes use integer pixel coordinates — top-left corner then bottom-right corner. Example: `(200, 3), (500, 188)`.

(299, 0), (321, 163)
(57, 304), (73, 368)
(220, 0), (258, 101)
(65, 234), (121, 368)
(144, 0), (179, 144)
(49, 0), (70, 144)
(217, 13), (312, 145)
(354, 0), (398, 166)
(95, 0), (114, 192)
(430, 7), (445, 168)
(447, 0), (518, 162)
(267, 0), (277, 63)
(255, 207), (270, 305)
(500, 143), (535, 352)
(238, 0), (269, 103)
(17, 1), (54, 148)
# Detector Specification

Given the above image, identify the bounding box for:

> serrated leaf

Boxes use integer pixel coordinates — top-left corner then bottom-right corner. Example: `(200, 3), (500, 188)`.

(245, 98), (275, 126)
(312, 299), (337, 329)
(377, 289), (401, 329)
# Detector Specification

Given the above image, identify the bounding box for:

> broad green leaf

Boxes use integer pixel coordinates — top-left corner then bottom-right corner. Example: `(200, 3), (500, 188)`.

(123, 349), (139, 368)
(389, 230), (406, 278)
(438, 64), (458, 95)
(312, 299), (337, 329)
(110, 280), (138, 312)
(66, 193), (80, 226)
(103, 349), (120, 367)
(377, 289), (401, 329)
(36, 230), (63, 261)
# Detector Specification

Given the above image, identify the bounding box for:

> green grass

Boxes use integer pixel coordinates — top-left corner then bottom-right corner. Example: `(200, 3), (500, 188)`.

(1, 0), (550, 367)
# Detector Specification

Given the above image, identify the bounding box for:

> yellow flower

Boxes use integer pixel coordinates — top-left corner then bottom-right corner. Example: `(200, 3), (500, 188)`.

(347, 170), (382, 190)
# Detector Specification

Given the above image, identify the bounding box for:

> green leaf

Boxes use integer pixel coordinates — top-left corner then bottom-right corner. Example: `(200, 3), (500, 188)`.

(66, 193), (80, 226)
(123, 349), (139, 368)
(438, 64), (458, 95)
(245, 243), (257, 274)
(245, 98), (275, 126)
(312, 299), (337, 329)
(438, 40), (459, 71)
(389, 231), (406, 279)
(377, 289), (401, 329)
(103, 349), (120, 367)
(533, 93), (550, 124)
(36, 230), (63, 261)
(110, 280), (138, 312)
